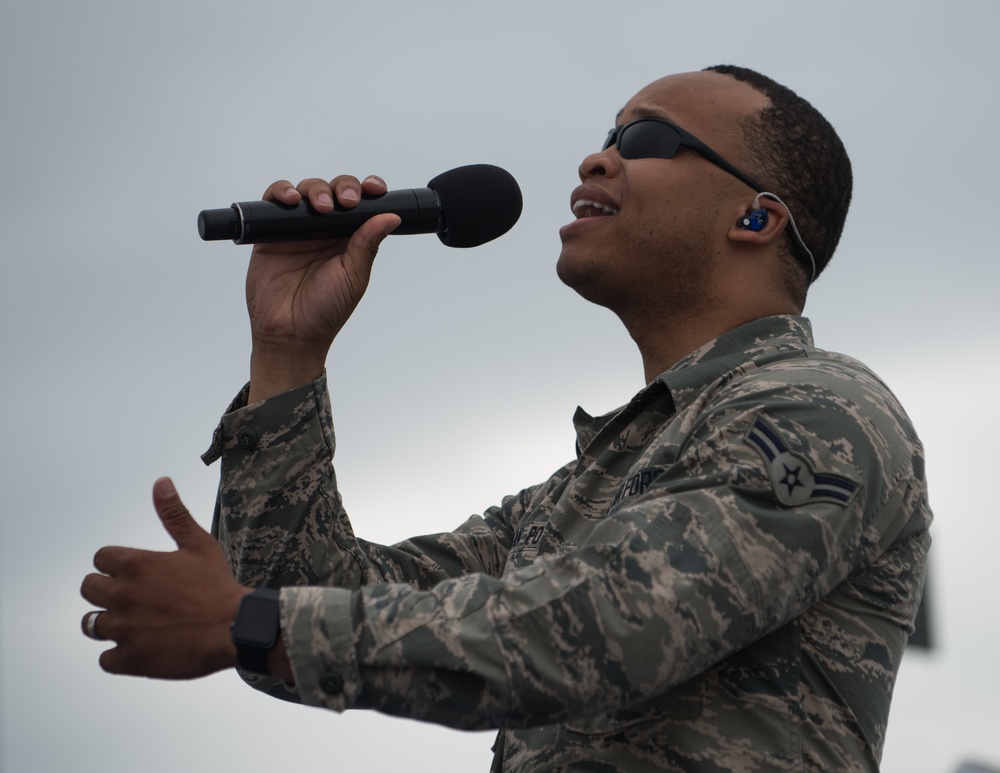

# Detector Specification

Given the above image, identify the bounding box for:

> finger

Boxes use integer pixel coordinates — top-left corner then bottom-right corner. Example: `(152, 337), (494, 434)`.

(261, 179), (301, 204)
(330, 174), (372, 209)
(92, 544), (137, 576)
(152, 477), (210, 551)
(97, 638), (166, 677)
(360, 175), (388, 196)
(294, 176), (340, 213)
(81, 610), (109, 641)
(99, 645), (128, 675)
(80, 572), (116, 607)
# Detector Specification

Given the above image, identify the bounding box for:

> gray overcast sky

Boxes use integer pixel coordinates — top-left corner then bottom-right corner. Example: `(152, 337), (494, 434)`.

(2, 1), (997, 771)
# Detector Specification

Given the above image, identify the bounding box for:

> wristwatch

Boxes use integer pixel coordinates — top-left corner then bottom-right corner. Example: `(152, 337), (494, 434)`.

(231, 588), (281, 675)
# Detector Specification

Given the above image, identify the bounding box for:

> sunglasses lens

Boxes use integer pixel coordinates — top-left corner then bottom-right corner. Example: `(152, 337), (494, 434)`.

(619, 121), (680, 160)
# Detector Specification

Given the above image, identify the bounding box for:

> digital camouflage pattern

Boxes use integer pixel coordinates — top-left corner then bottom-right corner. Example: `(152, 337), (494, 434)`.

(204, 315), (931, 772)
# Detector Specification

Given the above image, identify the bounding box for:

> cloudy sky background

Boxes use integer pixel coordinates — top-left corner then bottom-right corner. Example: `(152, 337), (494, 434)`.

(2, 1), (997, 771)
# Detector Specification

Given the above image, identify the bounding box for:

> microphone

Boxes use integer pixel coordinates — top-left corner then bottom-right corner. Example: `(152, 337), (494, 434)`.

(197, 164), (522, 248)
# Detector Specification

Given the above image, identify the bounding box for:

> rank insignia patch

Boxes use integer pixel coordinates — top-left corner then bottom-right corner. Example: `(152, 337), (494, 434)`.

(746, 416), (860, 507)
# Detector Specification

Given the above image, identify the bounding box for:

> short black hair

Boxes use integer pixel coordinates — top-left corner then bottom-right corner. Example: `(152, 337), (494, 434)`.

(704, 65), (853, 286)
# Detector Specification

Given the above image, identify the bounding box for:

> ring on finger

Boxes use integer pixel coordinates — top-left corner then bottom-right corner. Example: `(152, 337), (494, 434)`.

(84, 611), (104, 640)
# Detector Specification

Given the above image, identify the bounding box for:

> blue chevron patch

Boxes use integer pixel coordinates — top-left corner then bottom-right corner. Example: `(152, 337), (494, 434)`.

(746, 416), (860, 507)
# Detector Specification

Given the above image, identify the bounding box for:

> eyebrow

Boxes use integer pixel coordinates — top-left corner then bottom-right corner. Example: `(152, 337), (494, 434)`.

(615, 104), (676, 123)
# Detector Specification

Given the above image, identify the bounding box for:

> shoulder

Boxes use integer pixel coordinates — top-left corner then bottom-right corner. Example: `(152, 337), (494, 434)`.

(689, 346), (926, 506)
(714, 347), (918, 447)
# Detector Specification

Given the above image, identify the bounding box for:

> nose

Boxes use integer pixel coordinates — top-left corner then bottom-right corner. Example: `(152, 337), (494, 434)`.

(578, 148), (620, 183)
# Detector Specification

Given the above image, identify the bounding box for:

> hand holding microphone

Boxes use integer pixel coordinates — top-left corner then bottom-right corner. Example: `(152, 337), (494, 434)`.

(209, 166), (522, 403)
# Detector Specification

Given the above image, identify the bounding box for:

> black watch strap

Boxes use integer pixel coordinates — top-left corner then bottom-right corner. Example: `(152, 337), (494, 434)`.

(231, 588), (281, 675)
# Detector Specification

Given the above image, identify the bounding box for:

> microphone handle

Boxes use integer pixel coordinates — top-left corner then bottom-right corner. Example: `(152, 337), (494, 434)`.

(198, 188), (441, 244)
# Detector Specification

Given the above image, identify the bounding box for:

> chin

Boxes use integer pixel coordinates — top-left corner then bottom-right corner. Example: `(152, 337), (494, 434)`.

(555, 249), (595, 291)
(556, 251), (621, 309)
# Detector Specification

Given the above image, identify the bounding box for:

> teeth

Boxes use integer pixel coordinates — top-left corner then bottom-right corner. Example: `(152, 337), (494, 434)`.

(573, 199), (617, 217)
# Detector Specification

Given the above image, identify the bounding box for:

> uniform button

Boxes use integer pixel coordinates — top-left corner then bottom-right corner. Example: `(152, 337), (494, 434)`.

(320, 674), (343, 694)
(237, 428), (259, 451)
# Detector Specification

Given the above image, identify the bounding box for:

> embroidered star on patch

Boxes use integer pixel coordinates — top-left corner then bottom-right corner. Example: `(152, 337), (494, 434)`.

(745, 416), (860, 507)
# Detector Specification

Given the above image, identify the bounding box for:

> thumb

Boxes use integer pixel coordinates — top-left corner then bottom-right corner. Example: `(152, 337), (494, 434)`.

(152, 477), (209, 550)
(346, 212), (401, 268)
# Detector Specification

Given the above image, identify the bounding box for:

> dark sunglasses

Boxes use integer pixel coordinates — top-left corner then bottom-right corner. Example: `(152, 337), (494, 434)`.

(603, 117), (816, 279)
(603, 117), (765, 194)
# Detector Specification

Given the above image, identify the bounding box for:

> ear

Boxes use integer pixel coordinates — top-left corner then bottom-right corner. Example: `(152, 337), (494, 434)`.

(727, 196), (789, 248)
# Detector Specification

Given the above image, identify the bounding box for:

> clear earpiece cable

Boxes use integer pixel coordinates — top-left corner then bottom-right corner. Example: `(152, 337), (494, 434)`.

(755, 192), (817, 283)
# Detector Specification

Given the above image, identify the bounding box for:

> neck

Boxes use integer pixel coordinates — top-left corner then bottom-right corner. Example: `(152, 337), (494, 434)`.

(629, 316), (736, 384)
(623, 296), (800, 383)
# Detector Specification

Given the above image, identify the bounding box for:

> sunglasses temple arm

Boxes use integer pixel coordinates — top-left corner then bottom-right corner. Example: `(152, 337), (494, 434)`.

(694, 142), (767, 194)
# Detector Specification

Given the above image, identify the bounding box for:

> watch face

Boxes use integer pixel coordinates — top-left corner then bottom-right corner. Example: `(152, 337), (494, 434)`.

(233, 593), (279, 648)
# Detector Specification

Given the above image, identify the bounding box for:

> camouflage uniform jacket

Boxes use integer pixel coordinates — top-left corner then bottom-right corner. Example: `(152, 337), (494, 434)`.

(203, 315), (931, 772)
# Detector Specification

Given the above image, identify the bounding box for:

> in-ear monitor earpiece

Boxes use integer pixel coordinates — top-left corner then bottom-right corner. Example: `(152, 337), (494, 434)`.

(738, 209), (769, 231)
(739, 192), (818, 284)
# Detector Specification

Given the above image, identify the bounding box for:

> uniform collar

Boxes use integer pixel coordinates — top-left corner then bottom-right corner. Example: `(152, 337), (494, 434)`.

(572, 316), (813, 449)
(657, 315), (813, 413)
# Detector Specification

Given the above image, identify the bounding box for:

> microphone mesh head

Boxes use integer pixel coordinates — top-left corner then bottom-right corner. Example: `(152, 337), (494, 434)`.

(427, 165), (522, 248)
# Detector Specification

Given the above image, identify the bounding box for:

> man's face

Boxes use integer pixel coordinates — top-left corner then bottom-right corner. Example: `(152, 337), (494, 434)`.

(556, 71), (769, 320)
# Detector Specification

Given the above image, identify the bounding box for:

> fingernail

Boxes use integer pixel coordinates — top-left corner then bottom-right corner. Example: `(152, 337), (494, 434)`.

(284, 187), (299, 198)
(155, 477), (177, 498)
(340, 189), (359, 203)
(317, 193), (334, 208)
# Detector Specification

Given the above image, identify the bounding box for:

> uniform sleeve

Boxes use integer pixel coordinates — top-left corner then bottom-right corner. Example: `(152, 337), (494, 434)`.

(203, 372), (558, 700)
(275, 360), (930, 731)
(204, 373), (550, 589)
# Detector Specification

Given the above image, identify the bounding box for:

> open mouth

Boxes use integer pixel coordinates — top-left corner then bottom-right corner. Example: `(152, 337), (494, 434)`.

(572, 199), (618, 218)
